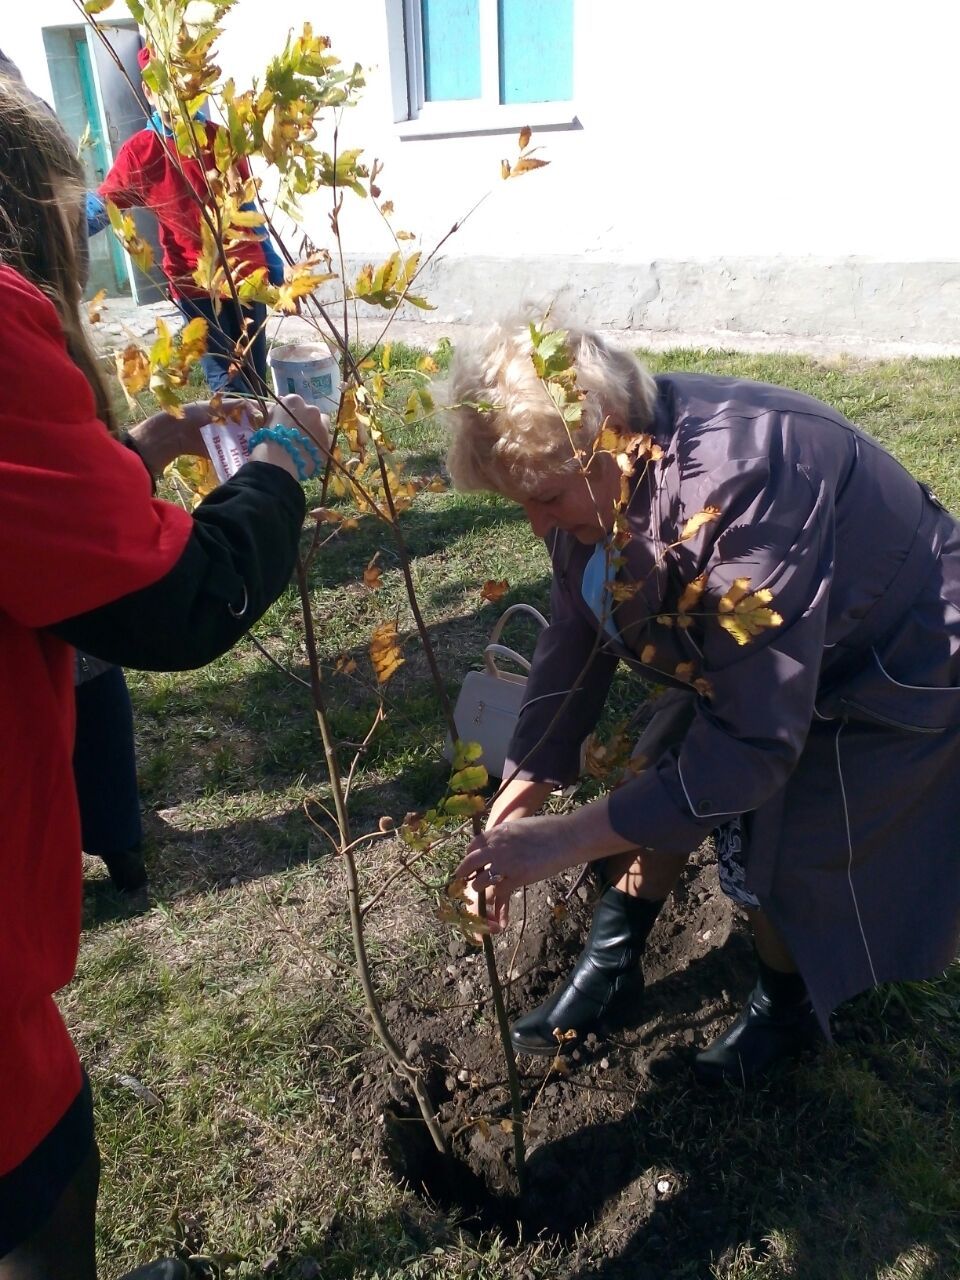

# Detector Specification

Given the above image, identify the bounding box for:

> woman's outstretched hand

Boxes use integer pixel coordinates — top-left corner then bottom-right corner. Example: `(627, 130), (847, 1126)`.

(453, 812), (588, 932)
(453, 795), (634, 931)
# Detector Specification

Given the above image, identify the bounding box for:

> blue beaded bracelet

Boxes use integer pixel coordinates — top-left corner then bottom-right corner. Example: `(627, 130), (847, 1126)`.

(248, 425), (323, 481)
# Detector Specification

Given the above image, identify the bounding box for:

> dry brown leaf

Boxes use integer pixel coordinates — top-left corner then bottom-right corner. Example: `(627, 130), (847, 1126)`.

(363, 553), (382, 590)
(510, 156), (550, 176)
(480, 579), (509, 603)
(640, 644), (656, 664)
(518, 125), (532, 151)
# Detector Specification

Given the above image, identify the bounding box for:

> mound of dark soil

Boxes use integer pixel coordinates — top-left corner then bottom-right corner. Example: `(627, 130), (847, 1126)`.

(358, 849), (757, 1245)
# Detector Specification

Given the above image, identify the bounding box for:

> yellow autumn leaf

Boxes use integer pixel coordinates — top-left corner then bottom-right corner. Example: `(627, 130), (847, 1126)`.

(363, 554), (382, 590)
(595, 419), (631, 454)
(718, 577), (753, 612)
(114, 344), (150, 401)
(178, 315), (208, 363)
(677, 573), (707, 615)
(674, 662), (695, 682)
(276, 271), (336, 313)
(717, 590), (784, 646)
(418, 354), (439, 374)
(165, 454), (219, 507)
(608, 579), (641, 603)
(229, 207), (267, 227)
(680, 506), (721, 541)
(86, 288), (107, 324)
(369, 620), (404, 684)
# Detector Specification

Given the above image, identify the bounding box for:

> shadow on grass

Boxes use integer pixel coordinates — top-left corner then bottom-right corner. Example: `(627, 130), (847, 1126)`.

(303, 495), (530, 593)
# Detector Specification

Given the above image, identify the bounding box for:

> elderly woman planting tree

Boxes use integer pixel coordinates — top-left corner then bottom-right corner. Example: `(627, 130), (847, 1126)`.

(449, 320), (960, 1086)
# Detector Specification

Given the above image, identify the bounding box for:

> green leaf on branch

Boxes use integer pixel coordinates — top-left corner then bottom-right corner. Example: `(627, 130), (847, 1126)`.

(452, 740), (484, 770)
(440, 794), (485, 819)
(449, 765), (489, 794)
(350, 251), (434, 310)
(317, 148), (369, 197)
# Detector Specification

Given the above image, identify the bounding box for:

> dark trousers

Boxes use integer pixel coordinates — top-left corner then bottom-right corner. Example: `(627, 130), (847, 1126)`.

(176, 295), (268, 396)
(73, 667), (141, 857)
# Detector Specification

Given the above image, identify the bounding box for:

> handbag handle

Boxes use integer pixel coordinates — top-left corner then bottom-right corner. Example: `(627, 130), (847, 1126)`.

(483, 604), (549, 678)
(483, 642), (532, 679)
(488, 603), (548, 646)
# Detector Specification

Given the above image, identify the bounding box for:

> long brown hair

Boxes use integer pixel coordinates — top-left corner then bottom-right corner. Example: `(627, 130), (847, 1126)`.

(0, 75), (117, 431)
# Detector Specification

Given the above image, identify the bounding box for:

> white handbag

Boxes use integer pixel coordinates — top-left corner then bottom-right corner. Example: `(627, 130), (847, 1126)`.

(444, 604), (549, 778)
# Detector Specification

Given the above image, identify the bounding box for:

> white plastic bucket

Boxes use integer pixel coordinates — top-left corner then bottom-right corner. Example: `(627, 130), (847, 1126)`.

(268, 342), (342, 415)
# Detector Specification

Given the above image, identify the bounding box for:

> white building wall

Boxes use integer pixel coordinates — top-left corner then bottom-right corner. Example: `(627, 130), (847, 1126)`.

(4, 0), (959, 340)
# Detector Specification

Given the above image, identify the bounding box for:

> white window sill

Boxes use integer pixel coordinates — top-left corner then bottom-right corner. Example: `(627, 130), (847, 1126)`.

(397, 101), (579, 140)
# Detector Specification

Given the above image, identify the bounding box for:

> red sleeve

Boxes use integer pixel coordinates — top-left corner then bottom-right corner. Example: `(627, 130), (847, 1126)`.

(98, 132), (150, 208)
(0, 267), (192, 627)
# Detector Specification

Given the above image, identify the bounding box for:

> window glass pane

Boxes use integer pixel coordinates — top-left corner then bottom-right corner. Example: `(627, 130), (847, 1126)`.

(498, 0), (573, 103)
(421, 0), (482, 101)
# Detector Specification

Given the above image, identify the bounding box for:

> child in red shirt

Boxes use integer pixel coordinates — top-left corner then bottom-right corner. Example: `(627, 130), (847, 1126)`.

(87, 46), (285, 396)
(0, 75), (327, 1280)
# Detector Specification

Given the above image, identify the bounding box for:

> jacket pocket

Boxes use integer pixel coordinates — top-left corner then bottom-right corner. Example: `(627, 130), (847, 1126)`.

(836, 649), (960, 734)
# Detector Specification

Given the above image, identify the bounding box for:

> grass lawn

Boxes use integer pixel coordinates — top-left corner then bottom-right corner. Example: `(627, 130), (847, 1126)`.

(75, 346), (960, 1280)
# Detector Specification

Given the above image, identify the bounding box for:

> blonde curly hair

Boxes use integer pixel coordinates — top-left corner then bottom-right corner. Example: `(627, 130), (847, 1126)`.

(445, 319), (657, 497)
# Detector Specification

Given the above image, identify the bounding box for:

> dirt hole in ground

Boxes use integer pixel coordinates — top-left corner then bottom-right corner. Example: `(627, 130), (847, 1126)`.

(362, 850), (756, 1241)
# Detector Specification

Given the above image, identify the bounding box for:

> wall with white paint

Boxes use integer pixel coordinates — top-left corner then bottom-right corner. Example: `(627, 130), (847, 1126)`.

(5, 1), (958, 340)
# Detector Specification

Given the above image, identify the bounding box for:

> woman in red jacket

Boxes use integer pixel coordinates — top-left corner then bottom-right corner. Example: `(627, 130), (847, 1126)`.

(0, 78), (328, 1280)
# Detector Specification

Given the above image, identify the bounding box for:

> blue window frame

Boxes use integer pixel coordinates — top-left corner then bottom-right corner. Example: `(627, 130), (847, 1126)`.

(404, 0), (574, 115)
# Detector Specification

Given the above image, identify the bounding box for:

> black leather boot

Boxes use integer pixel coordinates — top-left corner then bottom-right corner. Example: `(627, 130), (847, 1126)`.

(99, 845), (149, 894)
(510, 886), (665, 1055)
(694, 957), (823, 1086)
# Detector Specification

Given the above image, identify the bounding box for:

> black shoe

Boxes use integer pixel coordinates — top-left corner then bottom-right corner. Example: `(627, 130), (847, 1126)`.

(100, 845), (149, 894)
(510, 886), (665, 1055)
(118, 1260), (189, 1280)
(694, 962), (823, 1086)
